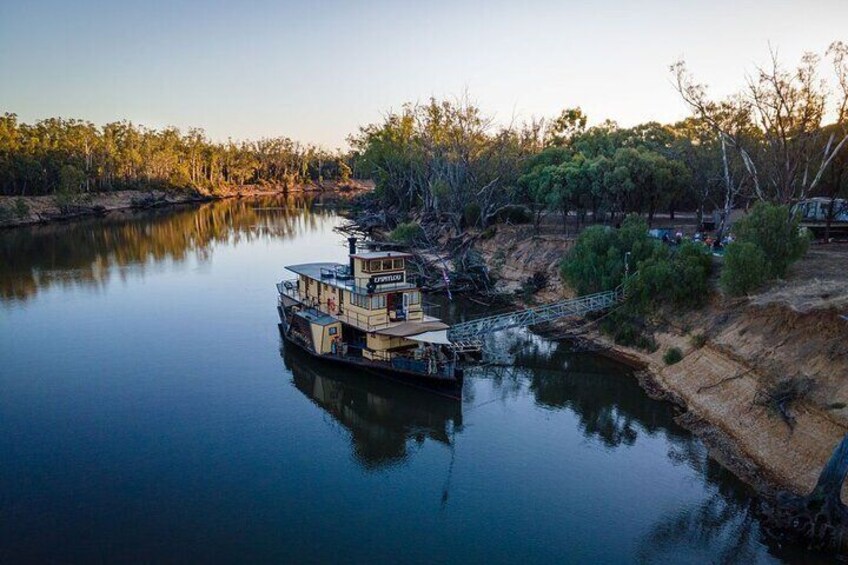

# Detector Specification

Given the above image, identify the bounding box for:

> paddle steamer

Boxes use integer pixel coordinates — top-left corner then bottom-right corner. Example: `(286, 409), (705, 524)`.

(277, 238), (463, 397)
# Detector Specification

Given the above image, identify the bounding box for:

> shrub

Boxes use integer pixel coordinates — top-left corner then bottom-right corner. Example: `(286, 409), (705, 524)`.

(635, 241), (713, 310)
(463, 202), (481, 228)
(733, 202), (810, 278)
(13, 198), (29, 219)
(721, 242), (768, 296)
(690, 333), (707, 348)
(600, 310), (657, 351)
(0, 204), (11, 222)
(389, 222), (423, 244)
(663, 347), (683, 365)
(561, 214), (690, 301)
(561, 215), (661, 295)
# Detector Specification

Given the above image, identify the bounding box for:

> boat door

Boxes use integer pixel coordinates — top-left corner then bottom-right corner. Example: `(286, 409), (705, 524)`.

(402, 292), (410, 316)
(387, 292), (405, 320)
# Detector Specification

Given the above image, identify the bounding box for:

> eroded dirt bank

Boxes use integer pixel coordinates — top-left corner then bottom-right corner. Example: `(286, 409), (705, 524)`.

(473, 223), (848, 497)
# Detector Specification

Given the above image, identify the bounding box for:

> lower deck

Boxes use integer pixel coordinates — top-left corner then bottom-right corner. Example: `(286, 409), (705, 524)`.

(277, 303), (462, 391)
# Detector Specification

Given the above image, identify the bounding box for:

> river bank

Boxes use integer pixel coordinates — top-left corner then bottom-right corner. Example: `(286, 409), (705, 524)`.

(376, 213), (848, 500)
(477, 222), (848, 499)
(0, 179), (373, 229)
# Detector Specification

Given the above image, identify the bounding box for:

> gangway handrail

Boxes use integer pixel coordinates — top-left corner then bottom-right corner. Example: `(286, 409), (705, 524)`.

(447, 287), (625, 342)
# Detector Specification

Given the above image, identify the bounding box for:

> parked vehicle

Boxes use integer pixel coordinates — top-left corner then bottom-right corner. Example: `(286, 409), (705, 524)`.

(791, 197), (848, 239)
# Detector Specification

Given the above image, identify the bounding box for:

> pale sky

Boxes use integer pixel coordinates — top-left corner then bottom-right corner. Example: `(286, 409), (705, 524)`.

(1, 0), (846, 149)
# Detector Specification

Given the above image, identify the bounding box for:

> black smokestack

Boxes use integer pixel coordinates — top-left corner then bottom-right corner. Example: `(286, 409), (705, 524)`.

(348, 237), (357, 275)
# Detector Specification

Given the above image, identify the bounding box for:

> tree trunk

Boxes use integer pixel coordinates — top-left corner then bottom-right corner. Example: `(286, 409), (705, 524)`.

(762, 433), (848, 553)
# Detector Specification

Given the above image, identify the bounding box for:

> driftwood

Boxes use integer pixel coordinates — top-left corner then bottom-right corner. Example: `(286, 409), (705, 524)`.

(761, 433), (848, 553)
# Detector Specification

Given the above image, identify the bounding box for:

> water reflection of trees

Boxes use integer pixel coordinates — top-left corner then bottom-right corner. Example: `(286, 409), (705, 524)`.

(282, 344), (462, 470)
(0, 196), (330, 302)
(483, 330), (802, 562)
(479, 331), (690, 449)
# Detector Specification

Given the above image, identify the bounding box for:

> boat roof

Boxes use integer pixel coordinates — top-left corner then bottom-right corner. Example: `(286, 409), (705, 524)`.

(350, 251), (412, 260)
(286, 262), (347, 281)
(286, 261), (417, 293)
(375, 318), (449, 337)
(296, 309), (338, 326)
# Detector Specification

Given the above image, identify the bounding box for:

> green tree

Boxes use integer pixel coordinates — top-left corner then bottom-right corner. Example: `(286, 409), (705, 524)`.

(545, 107), (587, 147)
(733, 202), (809, 278)
(721, 242), (768, 295)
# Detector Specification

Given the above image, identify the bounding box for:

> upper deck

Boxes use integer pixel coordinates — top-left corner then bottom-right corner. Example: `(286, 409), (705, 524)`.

(286, 250), (417, 295)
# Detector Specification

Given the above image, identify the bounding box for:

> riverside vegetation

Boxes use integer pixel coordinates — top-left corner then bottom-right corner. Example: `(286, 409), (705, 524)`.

(341, 43), (848, 553)
(4, 41), (848, 551)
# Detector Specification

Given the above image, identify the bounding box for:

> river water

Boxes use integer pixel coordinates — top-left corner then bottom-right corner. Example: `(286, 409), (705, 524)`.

(0, 197), (814, 562)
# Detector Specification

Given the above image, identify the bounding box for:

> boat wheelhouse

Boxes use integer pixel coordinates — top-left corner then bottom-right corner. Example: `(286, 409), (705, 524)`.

(276, 238), (462, 397)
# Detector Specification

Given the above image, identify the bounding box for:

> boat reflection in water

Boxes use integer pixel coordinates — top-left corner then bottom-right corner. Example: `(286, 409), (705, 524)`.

(281, 343), (463, 469)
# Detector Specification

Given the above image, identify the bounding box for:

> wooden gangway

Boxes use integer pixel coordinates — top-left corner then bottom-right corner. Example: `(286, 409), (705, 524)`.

(447, 288), (624, 343)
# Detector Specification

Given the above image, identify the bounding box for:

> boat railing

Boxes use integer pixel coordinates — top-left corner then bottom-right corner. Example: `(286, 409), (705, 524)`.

(278, 280), (408, 332)
(298, 265), (419, 295)
(332, 344), (456, 380)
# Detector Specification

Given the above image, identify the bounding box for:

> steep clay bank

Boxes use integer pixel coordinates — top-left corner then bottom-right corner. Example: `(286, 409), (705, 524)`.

(474, 223), (848, 497)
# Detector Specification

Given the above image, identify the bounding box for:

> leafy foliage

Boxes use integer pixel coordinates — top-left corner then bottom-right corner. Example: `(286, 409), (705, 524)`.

(349, 97), (543, 225)
(630, 242), (712, 310)
(733, 202), (810, 278)
(720, 202), (810, 296)
(599, 310), (657, 351)
(0, 113), (349, 196)
(13, 198), (28, 219)
(720, 242), (768, 295)
(388, 222), (424, 244)
(690, 333), (708, 348)
(562, 216), (712, 348)
(560, 215), (661, 295)
(663, 347), (684, 365)
(520, 121), (694, 229)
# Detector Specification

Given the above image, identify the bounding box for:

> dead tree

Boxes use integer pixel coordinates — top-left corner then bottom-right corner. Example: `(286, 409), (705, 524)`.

(761, 433), (848, 553)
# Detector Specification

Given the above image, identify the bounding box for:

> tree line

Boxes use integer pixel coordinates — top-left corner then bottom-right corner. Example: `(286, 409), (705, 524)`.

(0, 115), (352, 197)
(351, 42), (847, 236)
(3, 41), (846, 233)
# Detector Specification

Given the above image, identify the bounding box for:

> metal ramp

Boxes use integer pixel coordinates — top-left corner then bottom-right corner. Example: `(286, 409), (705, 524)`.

(447, 288), (624, 342)
(448, 339), (483, 353)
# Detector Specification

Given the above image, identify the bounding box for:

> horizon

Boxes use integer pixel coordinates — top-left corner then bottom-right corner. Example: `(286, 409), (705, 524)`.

(1, 1), (847, 149)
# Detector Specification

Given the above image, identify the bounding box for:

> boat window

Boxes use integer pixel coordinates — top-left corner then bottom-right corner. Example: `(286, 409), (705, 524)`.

(369, 260), (382, 272)
(351, 293), (369, 309)
(361, 259), (369, 272)
(382, 259), (394, 270)
(371, 294), (386, 309)
(408, 291), (420, 305)
(393, 259), (404, 269)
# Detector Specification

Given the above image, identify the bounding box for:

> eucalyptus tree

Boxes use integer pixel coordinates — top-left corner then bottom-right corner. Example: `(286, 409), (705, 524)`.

(672, 42), (848, 208)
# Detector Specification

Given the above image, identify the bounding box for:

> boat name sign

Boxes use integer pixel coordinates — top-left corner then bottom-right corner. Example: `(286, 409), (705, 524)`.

(371, 273), (404, 285)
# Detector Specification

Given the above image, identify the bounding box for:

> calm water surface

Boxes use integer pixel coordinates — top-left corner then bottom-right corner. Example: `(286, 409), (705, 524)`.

(0, 197), (812, 562)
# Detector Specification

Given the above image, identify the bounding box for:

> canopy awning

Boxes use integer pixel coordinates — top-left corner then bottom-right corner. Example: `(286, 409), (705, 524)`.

(406, 329), (451, 345)
(376, 319), (449, 338)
